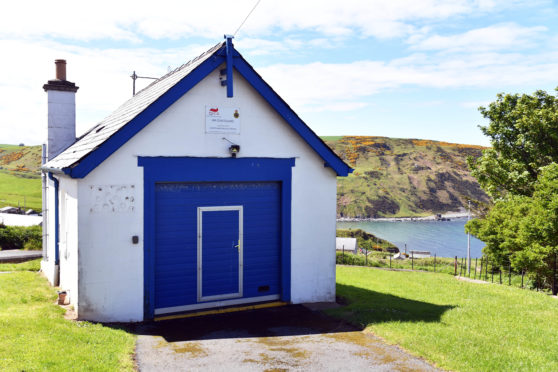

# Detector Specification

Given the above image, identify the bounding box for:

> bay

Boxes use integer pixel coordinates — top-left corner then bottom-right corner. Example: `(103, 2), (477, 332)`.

(337, 218), (484, 258)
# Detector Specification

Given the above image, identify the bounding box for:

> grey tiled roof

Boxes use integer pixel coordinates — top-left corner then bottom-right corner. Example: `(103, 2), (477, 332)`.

(44, 42), (224, 171)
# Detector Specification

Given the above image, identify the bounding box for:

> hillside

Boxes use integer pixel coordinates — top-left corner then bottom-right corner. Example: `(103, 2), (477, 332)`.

(323, 136), (490, 218)
(0, 145), (42, 211)
(0, 139), (490, 217)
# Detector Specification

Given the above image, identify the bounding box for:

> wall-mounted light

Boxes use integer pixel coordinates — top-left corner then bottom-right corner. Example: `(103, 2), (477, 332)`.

(223, 137), (240, 158)
(229, 144), (240, 158)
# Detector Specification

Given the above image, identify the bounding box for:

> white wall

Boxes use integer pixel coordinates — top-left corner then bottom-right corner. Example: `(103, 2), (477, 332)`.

(59, 177), (79, 308)
(41, 176), (57, 285)
(75, 66), (338, 321)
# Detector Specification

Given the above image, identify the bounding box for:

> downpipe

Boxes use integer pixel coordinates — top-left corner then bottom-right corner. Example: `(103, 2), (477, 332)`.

(47, 172), (60, 286)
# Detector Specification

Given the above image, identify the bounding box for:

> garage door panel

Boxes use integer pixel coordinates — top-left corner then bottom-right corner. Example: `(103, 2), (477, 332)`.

(154, 182), (281, 312)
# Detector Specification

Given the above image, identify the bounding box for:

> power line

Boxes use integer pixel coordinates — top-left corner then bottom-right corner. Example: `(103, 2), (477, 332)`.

(233, 0), (262, 37)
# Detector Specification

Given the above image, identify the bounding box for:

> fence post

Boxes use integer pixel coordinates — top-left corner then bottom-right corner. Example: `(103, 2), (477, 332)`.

(412, 251), (414, 271)
(342, 245), (345, 265)
(365, 247), (368, 266)
(499, 268), (502, 284)
(521, 269), (525, 288)
(486, 258), (489, 281)
(491, 262), (494, 283)
(554, 252), (557, 296)
(434, 253), (437, 273)
(459, 257), (464, 276)
(474, 258), (478, 280)
(390, 253), (392, 269)
(454, 256), (457, 276)
(508, 261), (512, 286)
(479, 257), (484, 281)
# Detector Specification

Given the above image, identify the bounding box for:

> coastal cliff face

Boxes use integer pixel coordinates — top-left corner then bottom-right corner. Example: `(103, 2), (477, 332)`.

(323, 136), (490, 218)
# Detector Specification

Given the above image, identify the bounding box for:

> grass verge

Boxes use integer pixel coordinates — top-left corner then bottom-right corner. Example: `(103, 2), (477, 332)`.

(0, 258), (41, 272)
(329, 266), (558, 372)
(337, 251), (458, 274)
(0, 263), (135, 371)
(0, 170), (41, 211)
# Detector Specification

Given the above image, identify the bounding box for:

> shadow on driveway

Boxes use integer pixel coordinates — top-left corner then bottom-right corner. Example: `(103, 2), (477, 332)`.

(117, 290), (451, 371)
(125, 304), (358, 343)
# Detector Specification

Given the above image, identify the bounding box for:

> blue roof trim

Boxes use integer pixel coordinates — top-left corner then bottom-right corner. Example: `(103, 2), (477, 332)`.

(66, 52), (227, 178)
(63, 43), (351, 178)
(233, 57), (352, 177)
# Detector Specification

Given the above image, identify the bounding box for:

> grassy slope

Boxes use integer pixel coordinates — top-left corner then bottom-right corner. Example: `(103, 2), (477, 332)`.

(0, 258), (41, 272)
(0, 262), (135, 371)
(323, 136), (490, 218)
(0, 144), (42, 211)
(330, 266), (558, 372)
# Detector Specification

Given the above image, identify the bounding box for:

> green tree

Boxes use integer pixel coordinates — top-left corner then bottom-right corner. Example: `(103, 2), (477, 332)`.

(467, 164), (558, 294)
(468, 88), (558, 199)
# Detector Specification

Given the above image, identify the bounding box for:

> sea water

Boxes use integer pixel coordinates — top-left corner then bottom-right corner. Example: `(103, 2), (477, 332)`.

(337, 218), (484, 258)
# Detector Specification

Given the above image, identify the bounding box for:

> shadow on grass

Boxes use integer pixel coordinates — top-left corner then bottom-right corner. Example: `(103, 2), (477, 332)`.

(330, 283), (456, 327)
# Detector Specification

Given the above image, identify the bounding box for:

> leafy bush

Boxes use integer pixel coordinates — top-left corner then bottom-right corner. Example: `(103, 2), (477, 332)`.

(0, 224), (42, 250)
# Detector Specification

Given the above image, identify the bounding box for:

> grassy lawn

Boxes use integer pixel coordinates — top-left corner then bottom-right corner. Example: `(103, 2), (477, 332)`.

(0, 263), (135, 371)
(0, 258), (41, 272)
(0, 170), (41, 211)
(330, 266), (558, 372)
(337, 251), (458, 275)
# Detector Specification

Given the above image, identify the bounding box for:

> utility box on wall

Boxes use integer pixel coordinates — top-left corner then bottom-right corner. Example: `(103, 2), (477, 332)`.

(41, 38), (352, 322)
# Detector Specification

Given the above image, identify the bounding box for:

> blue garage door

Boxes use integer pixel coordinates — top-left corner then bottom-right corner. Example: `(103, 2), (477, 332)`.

(154, 182), (281, 314)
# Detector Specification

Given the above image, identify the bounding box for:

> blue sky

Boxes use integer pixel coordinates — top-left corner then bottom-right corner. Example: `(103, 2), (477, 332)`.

(0, 0), (557, 146)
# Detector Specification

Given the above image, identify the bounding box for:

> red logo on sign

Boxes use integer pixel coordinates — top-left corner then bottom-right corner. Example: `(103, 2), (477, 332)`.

(209, 108), (219, 113)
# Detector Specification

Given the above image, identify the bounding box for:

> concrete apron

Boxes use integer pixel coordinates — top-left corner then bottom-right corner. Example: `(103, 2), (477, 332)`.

(133, 305), (439, 372)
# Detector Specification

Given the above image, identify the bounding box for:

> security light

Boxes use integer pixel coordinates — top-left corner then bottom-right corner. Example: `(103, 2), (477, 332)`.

(229, 144), (240, 158)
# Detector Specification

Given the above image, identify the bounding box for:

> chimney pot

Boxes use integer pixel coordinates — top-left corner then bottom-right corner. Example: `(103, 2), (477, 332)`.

(55, 59), (67, 81)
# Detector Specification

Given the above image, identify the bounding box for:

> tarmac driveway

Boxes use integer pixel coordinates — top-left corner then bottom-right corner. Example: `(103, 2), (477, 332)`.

(131, 305), (439, 372)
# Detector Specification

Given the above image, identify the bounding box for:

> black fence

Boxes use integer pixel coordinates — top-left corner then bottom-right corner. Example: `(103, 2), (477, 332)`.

(454, 256), (557, 295)
(337, 249), (558, 295)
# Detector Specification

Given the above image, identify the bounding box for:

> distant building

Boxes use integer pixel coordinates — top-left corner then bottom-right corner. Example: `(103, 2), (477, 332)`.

(336, 237), (358, 254)
(40, 38), (352, 322)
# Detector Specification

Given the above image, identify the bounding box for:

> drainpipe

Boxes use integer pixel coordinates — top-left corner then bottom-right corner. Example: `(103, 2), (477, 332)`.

(48, 172), (60, 286)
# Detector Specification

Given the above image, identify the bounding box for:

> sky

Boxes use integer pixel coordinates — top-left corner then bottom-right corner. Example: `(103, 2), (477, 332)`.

(0, 0), (557, 147)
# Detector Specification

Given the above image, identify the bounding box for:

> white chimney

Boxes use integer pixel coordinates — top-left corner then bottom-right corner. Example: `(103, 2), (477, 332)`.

(43, 59), (78, 161)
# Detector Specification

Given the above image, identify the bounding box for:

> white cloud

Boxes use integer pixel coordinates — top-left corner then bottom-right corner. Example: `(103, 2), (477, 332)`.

(411, 23), (547, 52)
(257, 50), (558, 113)
(0, 39), (201, 144)
(0, 0), (519, 42)
(2, 34), (558, 145)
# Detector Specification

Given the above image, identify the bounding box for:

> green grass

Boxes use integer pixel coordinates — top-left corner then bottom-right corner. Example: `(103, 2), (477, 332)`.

(0, 258), (41, 272)
(337, 251), (458, 274)
(0, 170), (42, 211)
(0, 265), (135, 371)
(329, 266), (558, 371)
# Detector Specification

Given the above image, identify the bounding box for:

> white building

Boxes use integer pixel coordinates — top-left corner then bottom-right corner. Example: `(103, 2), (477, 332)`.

(336, 237), (358, 254)
(41, 38), (352, 322)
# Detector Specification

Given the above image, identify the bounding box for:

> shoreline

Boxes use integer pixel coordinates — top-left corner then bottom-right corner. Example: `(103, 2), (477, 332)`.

(337, 211), (472, 223)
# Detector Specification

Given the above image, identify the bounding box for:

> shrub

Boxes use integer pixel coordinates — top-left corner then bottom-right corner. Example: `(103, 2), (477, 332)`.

(0, 224), (42, 250)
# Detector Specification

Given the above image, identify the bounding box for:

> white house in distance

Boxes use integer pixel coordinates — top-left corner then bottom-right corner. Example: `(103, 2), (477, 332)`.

(336, 237), (358, 254)
(41, 37), (352, 322)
